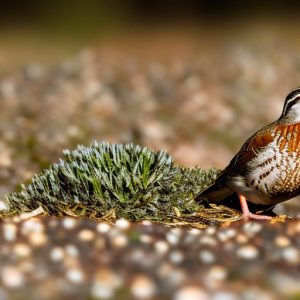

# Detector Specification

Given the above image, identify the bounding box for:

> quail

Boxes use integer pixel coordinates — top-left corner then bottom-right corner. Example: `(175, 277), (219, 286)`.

(196, 88), (300, 220)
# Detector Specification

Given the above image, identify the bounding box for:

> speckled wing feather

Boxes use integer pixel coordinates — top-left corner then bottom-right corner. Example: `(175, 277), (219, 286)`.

(196, 124), (276, 203)
(226, 124), (275, 174)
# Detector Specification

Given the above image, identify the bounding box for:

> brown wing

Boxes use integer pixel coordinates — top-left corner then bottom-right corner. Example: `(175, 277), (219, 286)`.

(226, 125), (275, 174)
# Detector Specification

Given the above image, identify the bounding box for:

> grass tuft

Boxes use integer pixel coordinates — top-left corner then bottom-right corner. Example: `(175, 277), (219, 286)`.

(3, 142), (240, 226)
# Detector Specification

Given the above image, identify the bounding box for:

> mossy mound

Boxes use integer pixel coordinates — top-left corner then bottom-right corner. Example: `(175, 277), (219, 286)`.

(3, 142), (240, 226)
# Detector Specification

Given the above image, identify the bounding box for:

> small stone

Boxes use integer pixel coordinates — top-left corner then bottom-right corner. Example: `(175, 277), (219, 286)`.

(237, 245), (259, 259)
(141, 220), (152, 226)
(50, 247), (65, 262)
(139, 234), (153, 244)
(78, 229), (95, 241)
(169, 250), (184, 264)
(155, 240), (169, 254)
(130, 275), (157, 299)
(199, 250), (215, 264)
(174, 285), (209, 300)
(166, 229), (182, 245)
(236, 234), (248, 244)
(3, 223), (17, 242)
(91, 268), (122, 299)
(97, 223), (110, 233)
(111, 234), (128, 248)
(281, 247), (299, 264)
(1, 266), (25, 288)
(115, 219), (130, 230)
(66, 268), (84, 284)
(13, 243), (31, 258)
(28, 232), (48, 247)
(205, 227), (216, 235)
(62, 218), (77, 229)
(274, 236), (290, 248)
(199, 236), (217, 246)
(207, 266), (228, 282)
(21, 219), (44, 234)
(65, 244), (79, 257)
(212, 291), (240, 300)
(243, 222), (262, 235)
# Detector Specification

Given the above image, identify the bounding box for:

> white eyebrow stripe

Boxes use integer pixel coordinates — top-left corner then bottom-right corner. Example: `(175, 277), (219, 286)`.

(287, 93), (300, 103)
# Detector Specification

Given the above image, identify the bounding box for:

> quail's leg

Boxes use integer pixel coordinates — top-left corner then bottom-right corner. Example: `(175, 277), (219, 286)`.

(238, 193), (272, 220)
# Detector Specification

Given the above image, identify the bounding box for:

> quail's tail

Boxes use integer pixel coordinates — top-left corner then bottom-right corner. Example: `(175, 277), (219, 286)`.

(195, 177), (233, 204)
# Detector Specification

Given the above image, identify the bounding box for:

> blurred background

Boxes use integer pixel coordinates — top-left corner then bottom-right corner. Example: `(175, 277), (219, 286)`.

(1, 0), (300, 213)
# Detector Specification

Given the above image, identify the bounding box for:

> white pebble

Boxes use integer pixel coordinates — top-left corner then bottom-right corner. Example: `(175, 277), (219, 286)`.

(169, 250), (184, 264)
(274, 236), (290, 248)
(78, 229), (95, 241)
(174, 285), (209, 300)
(1, 267), (25, 288)
(130, 275), (157, 299)
(155, 240), (169, 254)
(66, 268), (84, 284)
(243, 222), (262, 235)
(50, 247), (65, 262)
(28, 232), (47, 247)
(281, 247), (299, 264)
(13, 243), (31, 258)
(115, 219), (130, 230)
(140, 234), (153, 244)
(65, 244), (79, 257)
(62, 218), (77, 229)
(97, 223), (110, 233)
(199, 236), (217, 246)
(205, 227), (216, 235)
(112, 234), (128, 248)
(199, 250), (215, 264)
(212, 291), (240, 300)
(207, 266), (228, 282)
(141, 220), (153, 226)
(237, 245), (259, 259)
(166, 229), (181, 245)
(22, 219), (44, 234)
(3, 223), (17, 242)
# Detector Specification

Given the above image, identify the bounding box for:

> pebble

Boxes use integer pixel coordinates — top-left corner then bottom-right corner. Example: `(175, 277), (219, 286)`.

(169, 250), (184, 264)
(13, 243), (31, 258)
(155, 240), (169, 254)
(243, 222), (262, 235)
(130, 275), (157, 299)
(62, 218), (77, 229)
(237, 245), (259, 259)
(212, 291), (240, 300)
(96, 223), (110, 233)
(207, 265), (228, 282)
(115, 219), (130, 230)
(65, 244), (79, 257)
(199, 250), (216, 264)
(49, 247), (65, 262)
(78, 229), (95, 241)
(3, 223), (17, 242)
(1, 267), (25, 288)
(174, 286), (209, 300)
(166, 229), (182, 245)
(28, 232), (48, 247)
(274, 236), (290, 248)
(281, 247), (299, 264)
(66, 268), (84, 284)
(111, 234), (128, 248)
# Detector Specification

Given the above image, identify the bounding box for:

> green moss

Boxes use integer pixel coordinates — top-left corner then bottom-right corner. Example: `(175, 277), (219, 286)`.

(3, 142), (240, 226)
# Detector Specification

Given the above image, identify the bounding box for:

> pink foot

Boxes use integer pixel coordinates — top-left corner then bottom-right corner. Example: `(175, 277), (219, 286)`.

(242, 212), (272, 220)
(238, 193), (272, 221)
